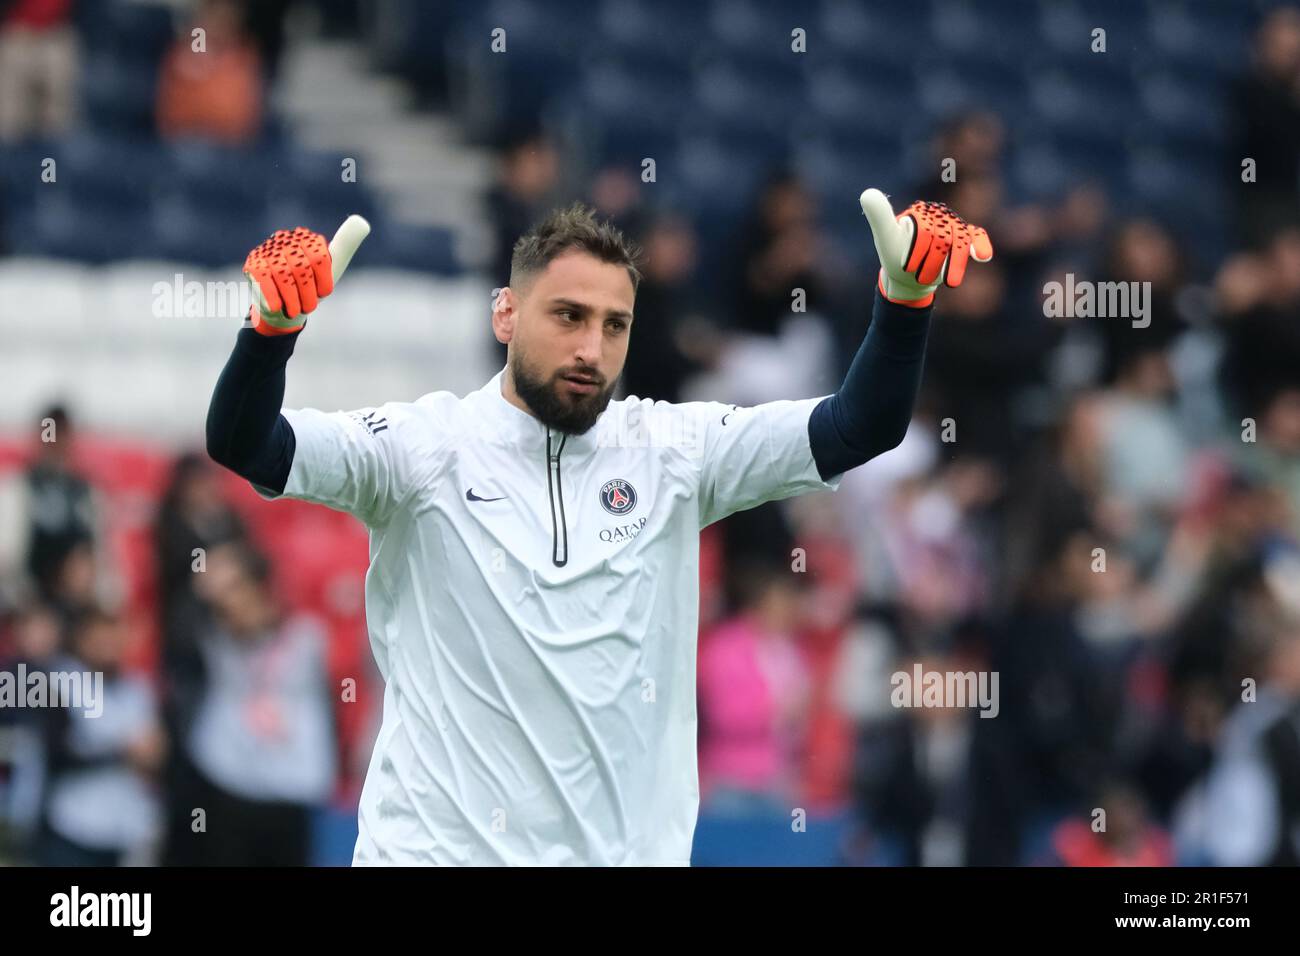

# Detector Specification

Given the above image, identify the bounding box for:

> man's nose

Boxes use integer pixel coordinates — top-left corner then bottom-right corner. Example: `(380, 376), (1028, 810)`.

(573, 323), (604, 368)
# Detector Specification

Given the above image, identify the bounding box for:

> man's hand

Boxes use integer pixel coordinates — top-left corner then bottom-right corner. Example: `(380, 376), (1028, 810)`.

(859, 188), (993, 308)
(244, 226), (333, 335)
(243, 215), (371, 336)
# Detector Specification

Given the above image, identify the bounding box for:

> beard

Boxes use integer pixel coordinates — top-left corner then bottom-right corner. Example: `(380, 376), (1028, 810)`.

(510, 348), (618, 435)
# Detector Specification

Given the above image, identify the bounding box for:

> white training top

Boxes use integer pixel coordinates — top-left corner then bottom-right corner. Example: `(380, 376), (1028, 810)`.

(256, 369), (842, 865)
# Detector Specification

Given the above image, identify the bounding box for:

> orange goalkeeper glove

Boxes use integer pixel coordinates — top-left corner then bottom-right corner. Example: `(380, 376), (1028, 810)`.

(242, 216), (370, 336)
(859, 188), (994, 309)
(243, 226), (335, 336)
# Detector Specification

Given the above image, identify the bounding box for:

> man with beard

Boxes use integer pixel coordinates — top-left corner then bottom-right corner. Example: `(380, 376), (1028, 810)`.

(205, 194), (991, 864)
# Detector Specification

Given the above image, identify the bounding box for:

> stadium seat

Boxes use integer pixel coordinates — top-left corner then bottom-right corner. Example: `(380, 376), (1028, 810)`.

(168, 141), (270, 213)
(361, 223), (460, 275)
(81, 53), (157, 138)
(1135, 70), (1227, 147)
(364, 0), (456, 92)
(57, 133), (158, 213)
(1145, 0), (1253, 77)
(817, 0), (926, 69)
(567, 58), (691, 165)
(915, 54), (1027, 119)
(928, 0), (1034, 61)
(12, 194), (146, 263)
(597, 0), (709, 60)
(77, 0), (175, 62)
(688, 57), (806, 141)
(1035, 0), (1146, 63)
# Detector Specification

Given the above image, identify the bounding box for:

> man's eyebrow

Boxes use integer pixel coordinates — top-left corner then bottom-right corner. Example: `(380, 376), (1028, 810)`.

(551, 297), (633, 321)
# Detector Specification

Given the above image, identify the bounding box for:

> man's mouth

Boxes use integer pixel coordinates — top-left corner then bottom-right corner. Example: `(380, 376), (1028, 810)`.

(561, 373), (600, 395)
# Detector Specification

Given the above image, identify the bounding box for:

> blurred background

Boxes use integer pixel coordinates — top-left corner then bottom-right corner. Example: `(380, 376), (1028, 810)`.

(2, 0), (1300, 866)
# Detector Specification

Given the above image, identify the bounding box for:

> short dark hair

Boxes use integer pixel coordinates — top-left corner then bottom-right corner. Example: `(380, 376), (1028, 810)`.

(510, 202), (642, 293)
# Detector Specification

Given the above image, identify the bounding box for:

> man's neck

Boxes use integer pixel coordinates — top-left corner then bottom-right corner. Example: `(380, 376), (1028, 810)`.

(500, 365), (538, 419)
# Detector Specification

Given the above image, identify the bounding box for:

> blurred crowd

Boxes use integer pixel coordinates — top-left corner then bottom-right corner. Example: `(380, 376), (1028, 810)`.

(483, 5), (1300, 866)
(0, 0), (289, 147)
(0, 408), (339, 865)
(3, 0), (1300, 867)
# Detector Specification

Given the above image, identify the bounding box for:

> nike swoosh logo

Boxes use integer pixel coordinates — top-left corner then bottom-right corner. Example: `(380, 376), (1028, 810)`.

(466, 488), (508, 502)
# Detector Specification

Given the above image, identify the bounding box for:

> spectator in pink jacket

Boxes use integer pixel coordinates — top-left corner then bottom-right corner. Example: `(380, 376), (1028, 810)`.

(698, 561), (810, 815)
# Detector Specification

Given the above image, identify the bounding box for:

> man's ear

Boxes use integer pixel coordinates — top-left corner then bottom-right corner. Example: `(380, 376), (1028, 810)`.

(492, 286), (516, 345)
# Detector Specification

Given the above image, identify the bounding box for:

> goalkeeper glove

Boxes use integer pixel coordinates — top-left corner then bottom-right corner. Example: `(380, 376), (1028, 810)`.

(859, 188), (994, 308)
(243, 226), (334, 335)
(243, 215), (370, 336)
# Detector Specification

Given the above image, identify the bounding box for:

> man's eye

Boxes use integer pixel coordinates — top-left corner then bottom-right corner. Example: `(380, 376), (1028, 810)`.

(558, 310), (577, 321)
(606, 320), (626, 332)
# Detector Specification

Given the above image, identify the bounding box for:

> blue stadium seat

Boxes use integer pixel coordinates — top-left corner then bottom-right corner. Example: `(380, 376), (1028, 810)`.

(58, 133), (158, 213)
(1036, 0), (1148, 63)
(81, 53), (158, 137)
(567, 58), (691, 164)
(1125, 140), (1221, 209)
(365, 0), (456, 87)
(669, 133), (779, 215)
(1144, 0), (1253, 77)
(149, 193), (260, 266)
(362, 222), (461, 275)
(1006, 139), (1072, 202)
(0, 140), (57, 220)
(167, 140), (270, 214)
(596, 0), (710, 60)
(928, 0), (1036, 61)
(690, 56), (807, 141)
(1135, 70), (1228, 148)
(77, 0), (175, 61)
(259, 148), (381, 230)
(803, 62), (914, 142)
(915, 55), (1027, 122)
(11, 192), (149, 263)
(792, 128), (904, 195)
(705, 0), (816, 60)
(1023, 63), (1137, 134)
(817, 0), (931, 64)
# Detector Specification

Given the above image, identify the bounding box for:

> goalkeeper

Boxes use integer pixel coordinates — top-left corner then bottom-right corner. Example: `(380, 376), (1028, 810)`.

(205, 189), (992, 865)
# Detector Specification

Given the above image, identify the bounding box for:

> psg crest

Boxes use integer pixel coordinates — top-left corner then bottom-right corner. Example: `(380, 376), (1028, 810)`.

(600, 479), (637, 515)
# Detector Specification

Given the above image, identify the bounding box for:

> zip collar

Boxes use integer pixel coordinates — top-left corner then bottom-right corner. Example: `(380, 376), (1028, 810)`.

(476, 367), (606, 456)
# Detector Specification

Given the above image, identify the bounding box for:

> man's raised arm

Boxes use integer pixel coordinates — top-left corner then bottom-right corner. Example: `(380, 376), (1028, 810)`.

(809, 188), (995, 481)
(206, 218), (370, 500)
(205, 325), (302, 497)
(691, 188), (994, 528)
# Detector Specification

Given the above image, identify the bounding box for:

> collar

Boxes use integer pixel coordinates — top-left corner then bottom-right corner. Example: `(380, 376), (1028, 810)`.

(473, 367), (605, 456)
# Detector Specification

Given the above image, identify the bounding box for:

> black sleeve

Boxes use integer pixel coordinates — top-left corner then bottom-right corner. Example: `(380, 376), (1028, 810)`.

(205, 327), (302, 496)
(807, 289), (933, 481)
